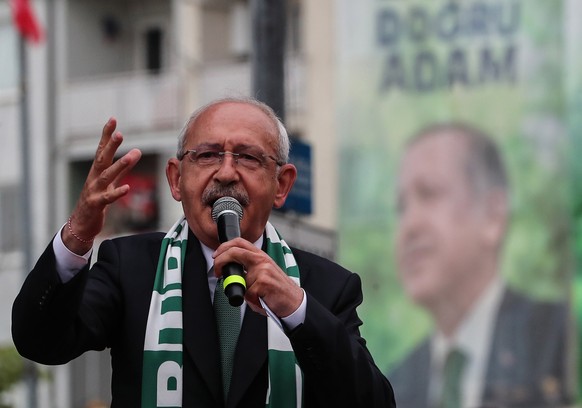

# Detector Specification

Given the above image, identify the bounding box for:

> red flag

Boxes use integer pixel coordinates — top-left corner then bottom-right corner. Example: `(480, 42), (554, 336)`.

(10, 0), (44, 43)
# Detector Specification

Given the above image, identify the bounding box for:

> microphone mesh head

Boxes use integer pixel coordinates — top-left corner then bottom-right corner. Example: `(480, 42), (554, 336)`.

(211, 196), (244, 223)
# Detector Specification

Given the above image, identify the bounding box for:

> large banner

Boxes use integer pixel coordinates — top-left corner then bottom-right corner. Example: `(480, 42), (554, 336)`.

(336, 0), (577, 406)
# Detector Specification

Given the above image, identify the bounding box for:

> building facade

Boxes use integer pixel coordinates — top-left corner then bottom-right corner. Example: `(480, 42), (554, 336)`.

(0, 0), (338, 406)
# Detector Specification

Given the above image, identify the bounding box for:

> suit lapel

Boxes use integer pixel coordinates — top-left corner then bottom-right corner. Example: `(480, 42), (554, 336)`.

(182, 231), (223, 405)
(417, 343), (431, 408)
(482, 288), (525, 404)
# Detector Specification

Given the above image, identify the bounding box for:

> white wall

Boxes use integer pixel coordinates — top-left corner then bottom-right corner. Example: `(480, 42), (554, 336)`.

(67, 0), (133, 79)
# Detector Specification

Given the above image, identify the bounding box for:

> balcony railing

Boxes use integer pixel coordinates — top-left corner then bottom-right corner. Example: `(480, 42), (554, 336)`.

(61, 57), (304, 141)
(61, 71), (183, 139)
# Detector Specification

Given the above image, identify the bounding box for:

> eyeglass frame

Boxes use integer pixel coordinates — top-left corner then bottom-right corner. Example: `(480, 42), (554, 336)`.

(178, 147), (286, 169)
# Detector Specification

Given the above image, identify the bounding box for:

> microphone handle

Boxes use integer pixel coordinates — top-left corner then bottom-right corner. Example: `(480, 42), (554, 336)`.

(217, 212), (241, 241)
(217, 213), (245, 306)
(223, 262), (245, 306)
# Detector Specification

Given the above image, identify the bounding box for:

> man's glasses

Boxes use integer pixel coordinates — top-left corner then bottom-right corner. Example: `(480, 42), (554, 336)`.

(178, 147), (285, 170)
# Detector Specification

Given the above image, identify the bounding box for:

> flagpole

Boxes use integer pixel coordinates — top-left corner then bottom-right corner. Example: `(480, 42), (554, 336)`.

(18, 31), (39, 408)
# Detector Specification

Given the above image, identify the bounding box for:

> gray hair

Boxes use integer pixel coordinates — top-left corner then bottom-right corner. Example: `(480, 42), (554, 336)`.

(408, 122), (509, 202)
(176, 96), (290, 164)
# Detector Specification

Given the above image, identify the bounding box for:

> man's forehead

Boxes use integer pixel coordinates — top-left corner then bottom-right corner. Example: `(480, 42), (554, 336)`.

(404, 133), (469, 169)
(410, 130), (469, 153)
(198, 101), (272, 125)
(188, 102), (277, 142)
(190, 102), (276, 133)
(399, 134), (471, 186)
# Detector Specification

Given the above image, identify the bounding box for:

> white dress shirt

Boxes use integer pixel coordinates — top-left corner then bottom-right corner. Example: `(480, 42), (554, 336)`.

(429, 277), (505, 408)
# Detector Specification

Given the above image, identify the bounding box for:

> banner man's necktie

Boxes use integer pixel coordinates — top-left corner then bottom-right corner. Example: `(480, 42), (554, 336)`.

(214, 277), (241, 401)
(439, 348), (466, 408)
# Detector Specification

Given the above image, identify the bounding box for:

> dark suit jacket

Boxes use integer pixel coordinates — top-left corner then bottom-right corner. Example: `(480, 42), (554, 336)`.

(387, 288), (572, 408)
(12, 230), (395, 408)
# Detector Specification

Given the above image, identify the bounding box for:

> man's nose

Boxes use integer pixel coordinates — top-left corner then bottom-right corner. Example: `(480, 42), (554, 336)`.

(214, 154), (240, 181)
(399, 200), (424, 236)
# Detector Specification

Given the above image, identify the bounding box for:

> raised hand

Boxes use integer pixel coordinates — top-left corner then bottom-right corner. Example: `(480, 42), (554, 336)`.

(62, 118), (142, 254)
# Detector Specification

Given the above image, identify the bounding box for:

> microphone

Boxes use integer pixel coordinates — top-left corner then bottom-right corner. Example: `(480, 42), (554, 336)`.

(211, 197), (245, 306)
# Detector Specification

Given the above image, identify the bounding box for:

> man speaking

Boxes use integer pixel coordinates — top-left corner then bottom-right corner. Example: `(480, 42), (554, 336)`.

(12, 97), (395, 407)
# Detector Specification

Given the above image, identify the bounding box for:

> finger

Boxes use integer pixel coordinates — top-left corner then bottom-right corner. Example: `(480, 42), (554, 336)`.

(99, 184), (131, 206)
(110, 149), (143, 188)
(213, 238), (258, 259)
(94, 118), (118, 159)
(94, 131), (125, 173)
(99, 117), (116, 143)
(95, 148), (142, 191)
(92, 118), (128, 176)
(213, 249), (259, 278)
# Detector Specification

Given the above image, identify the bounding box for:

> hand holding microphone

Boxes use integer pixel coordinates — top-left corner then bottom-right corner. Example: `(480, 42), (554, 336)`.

(211, 197), (246, 306)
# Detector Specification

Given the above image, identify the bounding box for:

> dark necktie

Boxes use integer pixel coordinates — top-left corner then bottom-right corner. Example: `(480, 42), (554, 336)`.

(439, 348), (466, 408)
(213, 277), (241, 401)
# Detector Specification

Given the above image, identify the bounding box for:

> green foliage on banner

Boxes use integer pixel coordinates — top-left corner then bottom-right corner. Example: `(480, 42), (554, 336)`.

(0, 346), (25, 408)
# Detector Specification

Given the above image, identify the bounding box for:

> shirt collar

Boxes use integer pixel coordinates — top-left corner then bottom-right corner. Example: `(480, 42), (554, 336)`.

(429, 277), (506, 407)
(432, 276), (505, 361)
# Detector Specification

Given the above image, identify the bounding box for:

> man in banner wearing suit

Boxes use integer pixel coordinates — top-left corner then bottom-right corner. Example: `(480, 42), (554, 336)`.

(387, 123), (572, 408)
(12, 97), (395, 407)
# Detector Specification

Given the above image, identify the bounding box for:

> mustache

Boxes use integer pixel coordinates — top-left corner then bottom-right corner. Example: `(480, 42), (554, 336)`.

(201, 184), (250, 208)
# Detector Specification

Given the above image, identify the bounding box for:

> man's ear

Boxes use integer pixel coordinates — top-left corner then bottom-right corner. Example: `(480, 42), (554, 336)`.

(273, 164), (298, 209)
(483, 189), (508, 248)
(166, 158), (182, 202)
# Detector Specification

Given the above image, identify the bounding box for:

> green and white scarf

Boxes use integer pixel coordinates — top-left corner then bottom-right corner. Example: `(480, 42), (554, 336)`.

(142, 216), (304, 407)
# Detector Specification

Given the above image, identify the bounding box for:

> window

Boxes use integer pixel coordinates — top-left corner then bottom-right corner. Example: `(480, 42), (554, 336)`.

(145, 27), (163, 73)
